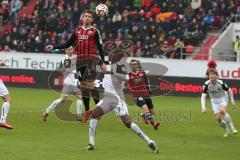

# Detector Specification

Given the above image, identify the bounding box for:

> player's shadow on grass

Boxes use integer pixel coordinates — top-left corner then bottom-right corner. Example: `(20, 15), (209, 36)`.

(55, 100), (76, 121)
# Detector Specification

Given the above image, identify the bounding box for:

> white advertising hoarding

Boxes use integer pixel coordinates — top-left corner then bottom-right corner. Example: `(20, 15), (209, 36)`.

(132, 58), (240, 79)
(0, 52), (63, 70)
(0, 52), (239, 79)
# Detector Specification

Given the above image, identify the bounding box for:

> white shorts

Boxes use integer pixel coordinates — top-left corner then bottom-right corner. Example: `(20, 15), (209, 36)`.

(61, 84), (81, 96)
(211, 97), (228, 114)
(97, 93), (128, 116)
(0, 80), (9, 97)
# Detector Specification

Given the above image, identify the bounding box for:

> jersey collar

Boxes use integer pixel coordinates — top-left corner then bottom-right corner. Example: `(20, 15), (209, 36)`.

(82, 25), (92, 30)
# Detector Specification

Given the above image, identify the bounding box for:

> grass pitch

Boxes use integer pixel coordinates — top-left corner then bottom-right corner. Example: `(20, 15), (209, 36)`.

(0, 87), (240, 160)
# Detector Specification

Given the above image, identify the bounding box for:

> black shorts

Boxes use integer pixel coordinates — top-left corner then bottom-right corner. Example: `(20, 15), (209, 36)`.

(135, 97), (154, 109)
(76, 59), (97, 81)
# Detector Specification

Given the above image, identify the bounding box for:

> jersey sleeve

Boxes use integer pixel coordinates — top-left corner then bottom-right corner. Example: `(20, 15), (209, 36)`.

(143, 72), (150, 85)
(53, 32), (77, 49)
(94, 29), (105, 61)
(222, 82), (229, 91)
(202, 83), (208, 94)
(143, 71), (151, 91)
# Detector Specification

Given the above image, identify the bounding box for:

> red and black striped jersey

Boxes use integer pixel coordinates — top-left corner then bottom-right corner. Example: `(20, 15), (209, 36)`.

(53, 26), (104, 62)
(128, 70), (150, 97)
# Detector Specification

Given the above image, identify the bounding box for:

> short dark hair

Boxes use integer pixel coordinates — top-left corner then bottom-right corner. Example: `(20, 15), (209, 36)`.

(83, 10), (93, 16)
(207, 68), (218, 76)
(130, 59), (137, 64)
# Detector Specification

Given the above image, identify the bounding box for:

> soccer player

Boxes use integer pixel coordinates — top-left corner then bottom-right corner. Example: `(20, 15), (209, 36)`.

(46, 10), (105, 123)
(201, 68), (238, 137)
(128, 59), (159, 129)
(83, 51), (158, 154)
(42, 46), (83, 122)
(0, 60), (13, 129)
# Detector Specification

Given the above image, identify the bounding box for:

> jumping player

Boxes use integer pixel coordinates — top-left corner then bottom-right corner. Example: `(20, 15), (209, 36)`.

(83, 51), (158, 154)
(46, 10), (105, 123)
(128, 59), (159, 129)
(0, 60), (13, 129)
(42, 46), (83, 122)
(201, 68), (238, 137)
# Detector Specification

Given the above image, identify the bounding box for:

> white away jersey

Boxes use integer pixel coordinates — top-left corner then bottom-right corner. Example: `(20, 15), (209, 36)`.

(61, 54), (77, 86)
(202, 79), (229, 99)
(103, 63), (127, 97)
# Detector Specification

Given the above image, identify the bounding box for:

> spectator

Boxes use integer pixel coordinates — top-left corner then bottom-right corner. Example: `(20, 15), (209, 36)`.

(150, 3), (160, 15)
(112, 11), (122, 31)
(203, 10), (215, 27)
(234, 36), (240, 61)
(174, 38), (185, 58)
(159, 41), (171, 57)
(184, 4), (194, 18)
(0, 0), (238, 59)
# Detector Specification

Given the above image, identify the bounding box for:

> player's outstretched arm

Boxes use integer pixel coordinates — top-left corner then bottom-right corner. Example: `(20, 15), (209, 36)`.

(45, 32), (77, 52)
(201, 93), (207, 113)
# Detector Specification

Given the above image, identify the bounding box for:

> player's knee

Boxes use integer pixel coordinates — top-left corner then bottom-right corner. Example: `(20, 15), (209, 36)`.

(3, 96), (11, 103)
(219, 108), (226, 115)
(61, 96), (67, 102)
(215, 113), (221, 122)
(149, 109), (154, 115)
(91, 107), (103, 119)
(142, 105), (149, 113)
(76, 95), (82, 100)
(7, 97), (12, 103)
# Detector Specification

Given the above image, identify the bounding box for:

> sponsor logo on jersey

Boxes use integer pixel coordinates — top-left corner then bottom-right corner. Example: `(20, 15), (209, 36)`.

(79, 35), (89, 41)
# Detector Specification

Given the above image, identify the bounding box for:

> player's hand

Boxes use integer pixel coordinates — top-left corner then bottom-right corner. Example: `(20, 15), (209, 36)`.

(202, 108), (207, 113)
(46, 45), (53, 52)
(231, 101), (236, 108)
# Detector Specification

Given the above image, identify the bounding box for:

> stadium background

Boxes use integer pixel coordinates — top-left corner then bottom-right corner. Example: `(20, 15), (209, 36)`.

(1, 1), (240, 160)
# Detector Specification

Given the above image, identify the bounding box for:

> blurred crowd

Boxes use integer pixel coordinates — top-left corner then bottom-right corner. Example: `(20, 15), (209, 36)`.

(0, 0), (239, 58)
(0, 0), (30, 28)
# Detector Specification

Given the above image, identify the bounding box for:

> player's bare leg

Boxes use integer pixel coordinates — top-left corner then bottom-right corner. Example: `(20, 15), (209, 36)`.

(149, 108), (154, 115)
(42, 95), (67, 122)
(83, 106), (103, 150)
(120, 114), (159, 154)
(0, 95), (13, 129)
(219, 105), (238, 135)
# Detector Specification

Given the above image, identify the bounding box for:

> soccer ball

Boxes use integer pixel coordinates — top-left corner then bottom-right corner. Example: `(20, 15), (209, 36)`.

(95, 4), (108, 16)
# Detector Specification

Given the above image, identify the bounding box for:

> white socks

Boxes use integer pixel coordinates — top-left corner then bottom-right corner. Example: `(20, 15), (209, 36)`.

(46, 99), (62, 114)
(223, 113), (235, 130)
(76, 99), (82, 116)
(0, 102), (10, 123)
(130, 122), (151, 144)
(88, 120), (152, 147)
(220, 118), (229, 131)
(89, 118), (99, 146)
